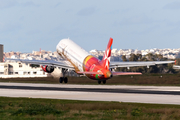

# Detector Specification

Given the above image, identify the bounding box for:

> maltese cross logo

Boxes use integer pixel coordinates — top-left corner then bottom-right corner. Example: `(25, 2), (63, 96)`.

(104, 49), (111, 69)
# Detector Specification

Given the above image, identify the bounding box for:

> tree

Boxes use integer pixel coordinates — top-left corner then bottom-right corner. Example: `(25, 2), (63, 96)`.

(129, 54), (138, 61)
(140, 57), (148, 61)
(156, 54), (163, 60)
(116, 53), (175, 74)
(146, 53), (154, 61)
(121, 55), (127, 61)
(137, 54), (142, 60)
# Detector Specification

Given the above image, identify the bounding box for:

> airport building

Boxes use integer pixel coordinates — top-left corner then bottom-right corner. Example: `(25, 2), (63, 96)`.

(0, 44), (3, 62)
(0, 62), (48, 78)
(0, 44), (47, 78)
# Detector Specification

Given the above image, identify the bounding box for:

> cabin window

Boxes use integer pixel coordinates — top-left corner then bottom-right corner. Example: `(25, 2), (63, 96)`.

(19, 63), (22, 67)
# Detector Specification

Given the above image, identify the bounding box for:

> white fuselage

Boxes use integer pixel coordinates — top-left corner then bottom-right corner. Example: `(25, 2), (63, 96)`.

(56, 39), (90, 72)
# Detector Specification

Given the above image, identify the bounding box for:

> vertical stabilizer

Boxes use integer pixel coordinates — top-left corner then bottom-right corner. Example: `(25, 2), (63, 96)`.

(101, 38), (113, 69)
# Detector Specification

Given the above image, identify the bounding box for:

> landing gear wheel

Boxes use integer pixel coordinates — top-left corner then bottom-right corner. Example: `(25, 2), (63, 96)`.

(98, 80), (101, 84)
(64, 77), (68, 83)
(103, 80), (106, 84)
(59, 77), (64, 83)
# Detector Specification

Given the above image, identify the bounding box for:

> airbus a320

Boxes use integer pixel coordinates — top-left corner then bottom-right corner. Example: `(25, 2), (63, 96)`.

(7, 38), (175, 84)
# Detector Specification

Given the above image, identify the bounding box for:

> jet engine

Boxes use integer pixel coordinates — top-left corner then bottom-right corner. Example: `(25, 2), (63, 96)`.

(41, 66), (55, 73)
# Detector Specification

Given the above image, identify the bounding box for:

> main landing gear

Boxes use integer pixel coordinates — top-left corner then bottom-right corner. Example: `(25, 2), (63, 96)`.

(59, 68), (68, 83)
(59, 77), (68, 83)
(98, 80), (106, 84)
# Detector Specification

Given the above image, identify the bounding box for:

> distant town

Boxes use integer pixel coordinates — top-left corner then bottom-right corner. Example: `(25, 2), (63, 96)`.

(4, 48), (180, 61)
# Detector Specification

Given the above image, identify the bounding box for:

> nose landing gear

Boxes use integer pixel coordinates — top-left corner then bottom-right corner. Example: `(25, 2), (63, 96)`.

(59, 68), (68, 83)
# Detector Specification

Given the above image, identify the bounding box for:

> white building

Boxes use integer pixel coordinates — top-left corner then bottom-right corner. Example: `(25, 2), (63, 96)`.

(0, 62), (48, 78)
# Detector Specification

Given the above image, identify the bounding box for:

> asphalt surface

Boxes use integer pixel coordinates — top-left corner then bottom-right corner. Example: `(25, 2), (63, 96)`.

(0, 82), (180, 105)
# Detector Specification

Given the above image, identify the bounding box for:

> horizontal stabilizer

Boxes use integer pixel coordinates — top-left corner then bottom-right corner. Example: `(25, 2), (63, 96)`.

(77, 71), (103, 75)
(112, 72), (142, 76)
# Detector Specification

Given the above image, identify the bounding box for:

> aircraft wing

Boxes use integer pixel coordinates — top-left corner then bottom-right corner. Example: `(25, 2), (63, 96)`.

(5, 58), (75, 70)
(110, 61), (175, 68)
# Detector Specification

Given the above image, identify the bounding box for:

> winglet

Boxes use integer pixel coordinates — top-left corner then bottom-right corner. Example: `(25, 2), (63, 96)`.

(101, 38), (113, 70)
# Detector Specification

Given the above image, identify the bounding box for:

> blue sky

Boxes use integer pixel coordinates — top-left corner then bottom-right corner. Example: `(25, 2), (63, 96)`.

(1, 0), (180, 52)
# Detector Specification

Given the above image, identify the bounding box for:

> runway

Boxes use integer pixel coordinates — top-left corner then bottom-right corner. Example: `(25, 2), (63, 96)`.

(0, 82), (180, 105)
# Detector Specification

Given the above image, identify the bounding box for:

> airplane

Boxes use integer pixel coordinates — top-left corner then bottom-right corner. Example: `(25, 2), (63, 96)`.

(6, 38), (175, 84)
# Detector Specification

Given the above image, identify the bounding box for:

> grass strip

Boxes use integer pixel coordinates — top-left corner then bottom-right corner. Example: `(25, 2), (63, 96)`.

(0, 97), (180, 120)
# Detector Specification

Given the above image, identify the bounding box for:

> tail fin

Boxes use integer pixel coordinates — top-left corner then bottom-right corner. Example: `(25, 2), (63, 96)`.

(101, 37), (113, 69)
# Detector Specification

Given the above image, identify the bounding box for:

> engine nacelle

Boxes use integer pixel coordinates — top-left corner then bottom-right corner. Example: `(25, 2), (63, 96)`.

(46, 66), (55, 73)
(41, 65), (55, 73)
